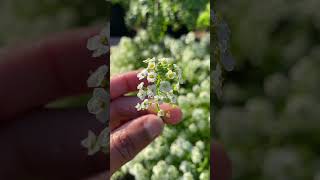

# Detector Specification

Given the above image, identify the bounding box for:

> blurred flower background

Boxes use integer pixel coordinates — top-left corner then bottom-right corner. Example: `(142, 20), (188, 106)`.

(215, 0), (320, 179)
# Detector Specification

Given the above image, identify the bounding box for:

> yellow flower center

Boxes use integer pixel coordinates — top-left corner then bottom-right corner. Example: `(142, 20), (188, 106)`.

(100, 36), (109, 46)
(148, 62), (156, 69)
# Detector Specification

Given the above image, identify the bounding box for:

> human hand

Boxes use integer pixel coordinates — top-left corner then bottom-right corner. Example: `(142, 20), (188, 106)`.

(0, 27), (107, 180)
(109, 71), (183, 176)
(212, 142), (232, 180)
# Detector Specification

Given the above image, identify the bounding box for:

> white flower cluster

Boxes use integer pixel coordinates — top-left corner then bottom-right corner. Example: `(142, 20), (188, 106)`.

(135, 57), (183, 117)
(110, 30), (210, 180)
(82, 22), (109, 155)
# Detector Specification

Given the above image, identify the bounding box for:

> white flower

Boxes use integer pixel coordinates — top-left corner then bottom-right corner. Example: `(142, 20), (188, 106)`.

(137, 69), (148, 80)
(191, 147), (203, 164)
(87, 88), (108, 115)
(137, 89), (147, 100)
(159, 57), (170, 65)
(135, 103), (142, 111)
(97, 127), (109, 149)
(179, 161), (195, 173)
(87, 65), (108, 87)
(154, 95), (164, 104)
(168, 93), (177, 103)
(174, 64), (183, 83)
(141, 99), (150, 109)
(147, 71), (157, 82)
(148, 61), (156, 70)
(182, 172), (194, 180)
(147, 84), (157, 98)
(196, 141), (205, 150)
(81, 130), (100, 155)
(173, 83), (180, 91)
(160, 81), (172, 92)
(87, 23), (110, 57)
(166, 69), (176, 79)
(96, 109), (108, 123)
(199, 171), (210, 180)
(143, 57), (156, 63)
(157, 109), (165, 117)
(137, 82), (144, 90)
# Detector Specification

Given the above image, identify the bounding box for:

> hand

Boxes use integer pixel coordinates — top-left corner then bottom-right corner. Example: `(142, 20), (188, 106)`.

(109, 71), (183, 176)
(0, 27), (107, 180)
(212, 142), (232, 180)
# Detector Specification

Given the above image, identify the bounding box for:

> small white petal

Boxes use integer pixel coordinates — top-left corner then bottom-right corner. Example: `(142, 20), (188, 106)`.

(160, 81), (172, 92)
(147, 72), (157, 83)
(137, 82), (144, 90)
(97, 127), (109, 148)
(147, 84), (157, 98)
(92, 47), (109, 57)
(96, 109), (108, 123)
(87, 65), (108, 87)
(87, 36), (101, 50)
(137, 89), (147, 100)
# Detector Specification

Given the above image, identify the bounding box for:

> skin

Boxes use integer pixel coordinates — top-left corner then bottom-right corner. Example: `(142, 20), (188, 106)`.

(212, 142), (232, 180)
(109, 71), (183, 177)
(0, 27), (231, 180)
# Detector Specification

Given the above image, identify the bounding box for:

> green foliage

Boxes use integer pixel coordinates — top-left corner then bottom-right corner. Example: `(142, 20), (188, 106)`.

(197, 3), (210, 30)
(113, 0), (209, 41)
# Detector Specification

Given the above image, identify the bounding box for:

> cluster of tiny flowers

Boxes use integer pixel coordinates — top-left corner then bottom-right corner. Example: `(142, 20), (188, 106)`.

(82, 22), (109, 155)
(135, 57), (183, 117)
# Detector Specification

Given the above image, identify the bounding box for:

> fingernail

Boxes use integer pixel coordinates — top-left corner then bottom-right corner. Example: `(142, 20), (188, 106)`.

(144, 117), (163, 139)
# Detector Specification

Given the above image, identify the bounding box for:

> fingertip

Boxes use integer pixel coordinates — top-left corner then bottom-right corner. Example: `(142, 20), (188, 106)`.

(159, 104), (183, 125)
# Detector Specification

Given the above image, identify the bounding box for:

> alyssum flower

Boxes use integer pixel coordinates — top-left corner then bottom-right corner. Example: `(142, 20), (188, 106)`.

(135, 57), (183, 117)
(83, 21), (109, 156)
(87, 22), (110, 58)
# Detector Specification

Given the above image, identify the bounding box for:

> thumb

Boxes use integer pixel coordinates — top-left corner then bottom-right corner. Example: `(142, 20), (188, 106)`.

(110, 114), (164, 175)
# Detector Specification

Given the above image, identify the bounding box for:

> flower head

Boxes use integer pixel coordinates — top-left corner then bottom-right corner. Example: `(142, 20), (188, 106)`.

(87, 23), (110, 57)
(160, 81), (172, 92)
(166, 70), (176, 79)
(147, 71), (157, 83)
(137, 89), (147, 100)
(84, 22), (109, 156)
(87, 65), (108, 87)
(147, 84), (157, 98)
(148, 61), (156, 70)
(137, 69), (148, 80)
(137, 82), (144, 90)
(157, 109), (165, 117)
(135, 57), (183, 117)
(87, 88), (108, 115)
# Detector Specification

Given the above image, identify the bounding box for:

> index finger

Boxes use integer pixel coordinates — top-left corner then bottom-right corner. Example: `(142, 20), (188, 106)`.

(110, 71), (143, 100)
